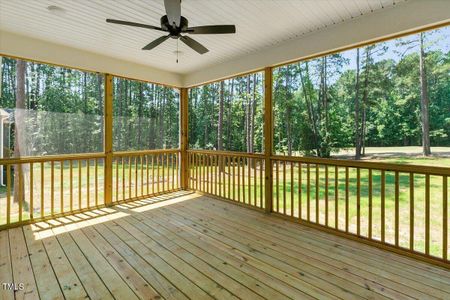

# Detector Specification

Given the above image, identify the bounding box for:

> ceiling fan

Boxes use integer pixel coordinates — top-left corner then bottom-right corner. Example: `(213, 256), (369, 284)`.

(106, 0), (236, 55)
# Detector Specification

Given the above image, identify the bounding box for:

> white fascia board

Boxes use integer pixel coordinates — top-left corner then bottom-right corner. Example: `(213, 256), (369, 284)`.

(0, 30), (182, 88)
(182, 0), (450, 87)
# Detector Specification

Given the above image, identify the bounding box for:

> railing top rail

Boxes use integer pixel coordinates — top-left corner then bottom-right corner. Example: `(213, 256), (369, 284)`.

(188, 149), (265, 159)
(0, 152), (106, 165)
(113, 149), (180, 157)
(271, 155), (450, 176)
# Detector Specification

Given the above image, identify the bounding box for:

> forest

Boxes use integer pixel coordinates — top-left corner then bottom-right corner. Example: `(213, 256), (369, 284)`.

(0, 26), (449, 159)
(189, 27), (450, 157)
(0, 58), (179, 157)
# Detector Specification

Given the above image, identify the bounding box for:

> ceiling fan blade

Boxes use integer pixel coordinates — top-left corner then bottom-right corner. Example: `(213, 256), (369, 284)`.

(142, 35), (170, 50)
(164, 0), (181, 27)
(180, 36), (209, 54)
(106, 19), (165, 31)
(185, 25), (236, 34)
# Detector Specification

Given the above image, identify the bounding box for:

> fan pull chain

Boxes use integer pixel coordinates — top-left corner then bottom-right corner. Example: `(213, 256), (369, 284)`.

(176, 39), (179, 63)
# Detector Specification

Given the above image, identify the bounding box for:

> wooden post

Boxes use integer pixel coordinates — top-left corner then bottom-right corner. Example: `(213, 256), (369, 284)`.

(104, 74), (113, 206)
(180, 87), (189, 190)
(264, 67), (273, 213)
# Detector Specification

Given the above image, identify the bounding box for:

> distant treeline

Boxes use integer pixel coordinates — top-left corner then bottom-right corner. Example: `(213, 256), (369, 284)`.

(189, 27), (450, 157)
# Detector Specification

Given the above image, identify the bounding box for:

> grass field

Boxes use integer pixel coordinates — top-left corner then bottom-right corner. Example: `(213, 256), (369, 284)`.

(1, 146), (449, 259)
(190, 151), (450, 259)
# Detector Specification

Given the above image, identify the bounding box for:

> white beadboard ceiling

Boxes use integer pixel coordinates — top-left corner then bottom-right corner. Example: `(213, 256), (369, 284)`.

(0, 0), (407, 76)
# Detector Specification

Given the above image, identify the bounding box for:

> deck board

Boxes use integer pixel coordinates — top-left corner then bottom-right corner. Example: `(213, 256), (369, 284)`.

(1, 191), (449, 300)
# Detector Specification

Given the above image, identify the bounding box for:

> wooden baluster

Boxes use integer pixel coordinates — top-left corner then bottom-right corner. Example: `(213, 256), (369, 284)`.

(316, 164), (319, 223)
(395, 171), (400, 246)
(233, 157), (236, 201)
(146, 155), (149, 194)
(443, 176), (448, 260)
(195, 154), (198, 191)
(172, 154), (175, 190)
(242, 158), (245, 203)
(41, 162), (44, 218)
(291, 161), (294, 217)
(141, 155), (144, 195)
(115, 158), (119, 202)
(206, 155), (210, 194)
(335, 166), (338, 229)
(425, 174), (430, 255)
(166, 153), (169, 191)
(18, 164), (23, 222)
(254, 159), (257, 207)
(276, 160), (279, 213)
(368, 169), (373, 239)
(203, 154), (206, 192)
(409, 173), (414, 251)
(30, 163), (34, 220)
(248, 158), (251, 205)
(61, 161), (64, 213)
(87, 159), (90, 208)
(6, 165), (11, 224)
(381, 170), (386, 243)
(152, 155), (155, 194)
(215, 155), (218, 195)
(78, 160), (82, 209)
(176, 153), (179, 188)
(325, 165), (328, 226)
(307, 163), (310, 221)
(357, 168), (361, 236)
(135, 156), (138, 196)
(227, 156), (231, 199)
(345, 167), (349, 233)
(128, 156), (132, 199)
(218, 156), (222, 197)
(122, 157), (125, 200)
(69, 161), (73, 212)
(95, 159), (98, 206)
(51, 161), (55, 216)
(237, 157), (241, 202)
(157, 154), (160, 194)
(259, 159), (263, 208)
(283, 161), (286, 214)
(298, 163), (302, 219)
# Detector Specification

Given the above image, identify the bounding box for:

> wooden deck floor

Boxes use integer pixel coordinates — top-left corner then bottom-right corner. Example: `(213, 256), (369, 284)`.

(1, 191), (450, 300)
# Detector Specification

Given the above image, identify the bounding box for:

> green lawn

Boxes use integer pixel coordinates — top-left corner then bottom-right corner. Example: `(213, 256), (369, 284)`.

(190, 155), (450, 259)
(1, 151), (448, 259)
(0, 160), (179, 225)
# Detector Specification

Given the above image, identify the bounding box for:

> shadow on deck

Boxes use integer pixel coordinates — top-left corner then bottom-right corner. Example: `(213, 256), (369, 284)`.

(1, 191), (449, 299)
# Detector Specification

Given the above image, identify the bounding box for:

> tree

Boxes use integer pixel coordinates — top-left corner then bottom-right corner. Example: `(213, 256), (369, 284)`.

(419, 32), (431, 156)
(14, 59), (26, 204)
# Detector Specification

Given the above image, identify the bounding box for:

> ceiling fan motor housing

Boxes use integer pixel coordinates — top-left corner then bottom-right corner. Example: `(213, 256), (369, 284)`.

(161, 15), (188, 38)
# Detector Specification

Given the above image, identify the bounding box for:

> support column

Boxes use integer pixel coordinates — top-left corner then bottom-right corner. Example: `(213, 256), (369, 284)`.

(264, 67), (273, 213)
(104, 74), (113, 205)
(180, 87), (189, 190)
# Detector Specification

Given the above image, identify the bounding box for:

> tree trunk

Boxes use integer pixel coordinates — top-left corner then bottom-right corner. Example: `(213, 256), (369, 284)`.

(419, 32), (431, 156)
(361, 48), (370, 157)
(354, 48), (362, 160)
(226, 79), (234, 149)
(14, 59), (26, 204)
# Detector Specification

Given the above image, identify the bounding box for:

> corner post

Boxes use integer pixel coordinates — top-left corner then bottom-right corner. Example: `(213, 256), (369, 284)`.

(180, 87), (189, 190)
(104, 74), (113, 205)
(264, 67), (273, 213)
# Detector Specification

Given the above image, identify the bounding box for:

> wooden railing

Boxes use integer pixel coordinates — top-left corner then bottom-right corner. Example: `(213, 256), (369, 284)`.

(0, 149), (180, 229)
(188, 150), (265, 210)
(0, 153), (105, 228)
(112, 149), (180, 203)
(271, 155), (449, 264)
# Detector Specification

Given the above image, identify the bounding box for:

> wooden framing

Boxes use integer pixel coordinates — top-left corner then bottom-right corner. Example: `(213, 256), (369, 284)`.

(180, 88), (189, 190)
(104, 74), (114, 206)
(264, 67), (273, 213)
